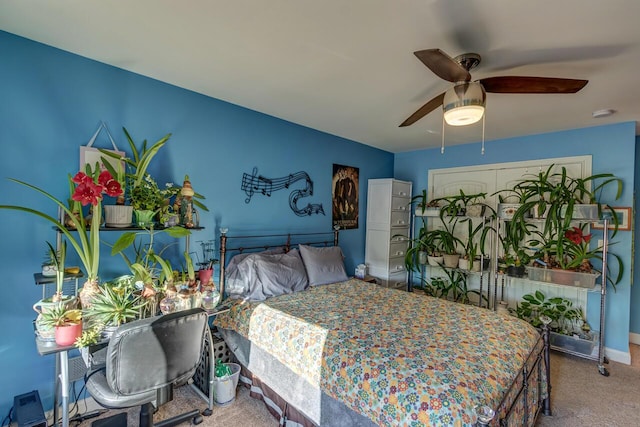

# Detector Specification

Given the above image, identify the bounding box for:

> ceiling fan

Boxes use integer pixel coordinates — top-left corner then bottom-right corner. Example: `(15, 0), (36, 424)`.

(400, 48), (588, 127)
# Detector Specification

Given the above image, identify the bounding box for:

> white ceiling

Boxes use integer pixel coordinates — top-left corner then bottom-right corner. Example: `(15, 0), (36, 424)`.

(2, 0), (639, 153)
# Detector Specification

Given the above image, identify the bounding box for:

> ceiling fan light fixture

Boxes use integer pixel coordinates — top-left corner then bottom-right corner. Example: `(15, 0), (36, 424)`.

(443, 81), (486, 126)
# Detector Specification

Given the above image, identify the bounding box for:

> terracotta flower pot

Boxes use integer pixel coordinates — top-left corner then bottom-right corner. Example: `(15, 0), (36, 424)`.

(55, 322), (82, 347)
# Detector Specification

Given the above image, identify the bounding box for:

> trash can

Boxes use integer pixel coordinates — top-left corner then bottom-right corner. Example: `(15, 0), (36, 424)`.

(212, 362), (240, 406)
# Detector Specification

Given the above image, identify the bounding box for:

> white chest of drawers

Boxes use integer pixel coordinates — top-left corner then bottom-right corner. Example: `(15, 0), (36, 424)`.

(365, 178), (412, 290)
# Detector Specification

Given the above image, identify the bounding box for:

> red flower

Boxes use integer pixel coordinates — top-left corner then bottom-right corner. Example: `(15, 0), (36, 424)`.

(72, 172), (93, 185)
(72, 180), (104, 206)
(71, 170), (122, 206)
(564, 226), (592, 245)
(98, 170), (123, 197)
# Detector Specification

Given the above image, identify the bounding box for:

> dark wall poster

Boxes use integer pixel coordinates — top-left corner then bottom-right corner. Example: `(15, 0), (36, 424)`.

(332, 164), (359, 229)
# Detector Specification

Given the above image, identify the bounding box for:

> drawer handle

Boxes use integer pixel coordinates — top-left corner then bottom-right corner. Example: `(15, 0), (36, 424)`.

(394, 237), (406, 242)
(398, 191), (407, 196)
(397, 220), (405, 225)
(395, 251), (404, 256)
(399, 206), (406, 211)
(394, 266), (404, 271)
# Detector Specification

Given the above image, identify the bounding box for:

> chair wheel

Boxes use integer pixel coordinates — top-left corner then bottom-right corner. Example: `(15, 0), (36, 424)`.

(202, 408), (212, 417)
(192, 414), (203, 425)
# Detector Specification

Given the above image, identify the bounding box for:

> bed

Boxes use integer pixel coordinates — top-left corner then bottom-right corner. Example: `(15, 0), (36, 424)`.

(212, 229), (551, 426)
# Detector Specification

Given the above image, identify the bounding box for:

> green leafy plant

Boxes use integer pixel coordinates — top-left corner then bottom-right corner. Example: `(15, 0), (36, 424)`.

(74, 326), (102, 348)
(101, 129), (208, 213)
(45, 240), (67, 302)
(39, 305), (82, 328)
(110, 225), (191, 286)
(0, 166), (123, 286)
(512, 291), (583, 335)
(460, 216), (493, 269)
(84, 284), (144, 327)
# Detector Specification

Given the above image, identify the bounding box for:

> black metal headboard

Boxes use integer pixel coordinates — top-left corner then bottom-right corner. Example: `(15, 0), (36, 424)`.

(218, 228), (340, 297)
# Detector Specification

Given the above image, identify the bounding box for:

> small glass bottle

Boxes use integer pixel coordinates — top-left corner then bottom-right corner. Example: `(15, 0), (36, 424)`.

(159, 288), (178, 315)
(201, 281), (221, 312)
(177, 287), (192, 310)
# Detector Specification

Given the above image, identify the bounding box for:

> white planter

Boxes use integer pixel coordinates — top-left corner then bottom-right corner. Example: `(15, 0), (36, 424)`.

(104, 205), (133, 228)
(427, 255), (444, 267)
(443, 253), (460, 268)
(415, 207), (441, 217)
(458, 258), (470, 270)
(497, 203), (525, 219)
(42, 264), (57, 277)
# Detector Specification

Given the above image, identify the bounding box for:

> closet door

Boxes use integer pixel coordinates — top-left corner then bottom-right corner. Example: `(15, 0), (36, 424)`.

(430, 155), (591, 208)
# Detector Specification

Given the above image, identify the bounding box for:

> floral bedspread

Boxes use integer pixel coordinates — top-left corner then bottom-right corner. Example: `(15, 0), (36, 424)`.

(214, 279), (541, 426)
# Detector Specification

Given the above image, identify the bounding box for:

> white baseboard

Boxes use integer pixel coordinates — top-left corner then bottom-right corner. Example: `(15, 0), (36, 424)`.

(605, 345), (631, 365)
(629, 332), (640, 346)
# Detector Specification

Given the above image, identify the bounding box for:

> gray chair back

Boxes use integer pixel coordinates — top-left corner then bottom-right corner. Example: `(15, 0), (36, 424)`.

(104, 308), (208, 396)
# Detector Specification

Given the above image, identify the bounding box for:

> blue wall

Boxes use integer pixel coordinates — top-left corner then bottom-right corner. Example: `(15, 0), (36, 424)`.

(395, 122), (637, 354)
(0, 31), (394, 416)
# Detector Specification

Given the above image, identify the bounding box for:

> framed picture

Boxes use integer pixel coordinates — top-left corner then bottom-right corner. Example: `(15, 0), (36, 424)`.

(592, 207), (632, 231)
(332, 164), (359, 229)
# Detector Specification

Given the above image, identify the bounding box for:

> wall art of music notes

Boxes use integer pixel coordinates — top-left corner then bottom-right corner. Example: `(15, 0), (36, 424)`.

(241, 167), (325, 217)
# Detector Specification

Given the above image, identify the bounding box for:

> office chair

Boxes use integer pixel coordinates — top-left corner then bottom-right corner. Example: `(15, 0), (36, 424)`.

(85, 308), (208, 427)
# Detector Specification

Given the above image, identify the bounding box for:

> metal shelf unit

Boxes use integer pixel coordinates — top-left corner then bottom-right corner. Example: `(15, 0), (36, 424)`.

(493, 216), (611, 376)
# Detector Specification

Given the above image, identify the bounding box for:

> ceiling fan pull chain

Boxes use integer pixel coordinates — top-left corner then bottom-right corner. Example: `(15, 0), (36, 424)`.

(481, 114), (486, 155)
(441, 116), (446, 154)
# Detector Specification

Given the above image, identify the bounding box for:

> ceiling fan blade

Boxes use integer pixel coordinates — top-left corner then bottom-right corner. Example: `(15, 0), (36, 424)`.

(414, 49), (471, 83)
(399, 92), (446, 127)
(479, 76), (588, 94)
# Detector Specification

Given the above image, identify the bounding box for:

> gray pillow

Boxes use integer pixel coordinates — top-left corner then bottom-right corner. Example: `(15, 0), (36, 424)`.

(227, 250), (308, 301)
(298, 244), (348, 286)
(225, 247), (286, 298)
(252, 249), (308, 299)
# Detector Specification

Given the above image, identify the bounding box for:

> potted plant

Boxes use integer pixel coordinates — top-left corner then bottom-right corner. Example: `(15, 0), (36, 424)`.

(529, 224), (623, 289)
(1, 165), (124, 309)
(100, 128), (171, 226)
(437, 190), (487, 219)
(101, 129), (209, 228)
(512, 291), (585, 335)
(39, 305), (83, 347)
(411, 189), (441, 217)
(561, 169), (623, 223)
(438, 226), (462, 268)
(493, 186), (536, 220)
(403, 224), (440, 272)
(512, 290), (594, 355)
(415, 276), (451, 299)
(42, 245), (59, 277)
(459, 216), (492, 271)
(84, 283), (145, 338)
(511, 164), (559, 220)
(45, 241), (69, 303)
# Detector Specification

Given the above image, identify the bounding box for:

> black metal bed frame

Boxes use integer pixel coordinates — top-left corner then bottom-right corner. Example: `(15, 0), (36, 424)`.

(217, 228), (339, 299)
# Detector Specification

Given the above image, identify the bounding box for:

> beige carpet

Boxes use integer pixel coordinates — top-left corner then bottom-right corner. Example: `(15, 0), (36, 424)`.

(79, 345), (640, 426)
